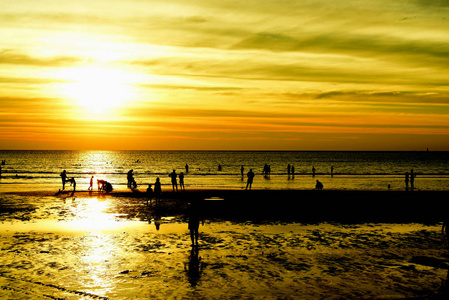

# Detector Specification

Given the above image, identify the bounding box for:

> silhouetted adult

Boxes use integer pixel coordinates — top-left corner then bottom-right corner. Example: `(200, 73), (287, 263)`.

(291, 165), (295, 177)
(185, 164), (189, 173)
(127, 169), (134, 188)
(331, 166), (334, 177)
(218, 164), (222, 171)
(312, 166), (316, 177)
(410, 169), (415, 189)
(68, 177), (76, 192)
(154, 177), (162, 205)
(179, 172), (185, 191)
(245, 169), (255, 190)
(88, 176), (94, 191)
(240, 165), (244, 180)
(60, 170), (67, 190)
(287, 164), (291, 176)
(188, 200), (203, 246)
(169, 170), (178, 191)
(315, 180), (323, 190)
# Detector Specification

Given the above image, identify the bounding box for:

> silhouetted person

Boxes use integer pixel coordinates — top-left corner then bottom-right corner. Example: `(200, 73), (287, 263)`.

(188, 200), (204, 246)
(331, 166), (334, 177)
(146, 184), (153, 206)
(410, 169), (415, 189)
(154, 177), (162, 205)
(287, 164), (291, 176)
(68, 177), (76, 192)
(291, 165), (295, 178)
(240, 165), (244, 180)
(315, 180), (323, 190)
(60, 170), (67, 190)
(185, 246), (203, 287)
(132, 178), (137, 189)
(88, 176), (94, 191)
(127, 169), (134, 188)
(312, 166), (316, 177)
(169, 170), (178, 191)
(405, 172), (409, 191)
(218, 164), (222, 171)
(185, 164), (189, 173)
(179, 172), (185, 191)
(245, 169), (255, 190)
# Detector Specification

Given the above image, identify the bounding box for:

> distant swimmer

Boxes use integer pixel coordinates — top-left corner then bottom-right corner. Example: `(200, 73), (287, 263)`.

(315, 180), (323, 190)
(245, 169), (255, 190)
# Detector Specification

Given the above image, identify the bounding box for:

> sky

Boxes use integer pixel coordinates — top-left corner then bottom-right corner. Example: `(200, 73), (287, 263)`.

(1, 0), (449, 150)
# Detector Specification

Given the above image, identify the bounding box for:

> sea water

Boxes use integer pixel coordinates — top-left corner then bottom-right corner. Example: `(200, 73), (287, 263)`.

(0, 150), (448, 192)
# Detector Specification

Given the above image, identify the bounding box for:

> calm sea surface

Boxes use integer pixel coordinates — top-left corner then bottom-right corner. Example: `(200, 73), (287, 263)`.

(0, 150), (448, 191)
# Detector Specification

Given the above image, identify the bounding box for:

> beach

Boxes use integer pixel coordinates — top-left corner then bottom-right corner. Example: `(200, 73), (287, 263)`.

(1, 188), (449, 299)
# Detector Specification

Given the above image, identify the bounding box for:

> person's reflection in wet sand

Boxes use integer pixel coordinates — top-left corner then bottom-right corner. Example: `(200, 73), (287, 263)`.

(184, 246), (203, 287)
(187, 199), (204, 246)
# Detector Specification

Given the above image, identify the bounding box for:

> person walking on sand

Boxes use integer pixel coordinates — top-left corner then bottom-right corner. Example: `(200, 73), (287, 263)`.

(88, 176), (94, 191)
(287, 164), (291, 176)
(188, 200), (204, 246)
(240, 165), (244, 180)
(179, 172), (185, 191)
(154, 177), (162, 205)
(60, 170), (67, 190)
(245, 169), (255, 190)
(312, 166), (316, 177)
(169, 170), (178, 191)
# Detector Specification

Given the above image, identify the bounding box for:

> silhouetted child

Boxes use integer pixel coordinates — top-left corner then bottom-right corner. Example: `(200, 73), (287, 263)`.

(315, 180), (323, 190)
(146, 184), (153, 206)
(179, 172), (185, 191)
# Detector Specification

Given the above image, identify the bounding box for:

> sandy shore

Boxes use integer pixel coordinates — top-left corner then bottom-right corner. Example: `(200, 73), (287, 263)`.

(1, 189), (449, 299)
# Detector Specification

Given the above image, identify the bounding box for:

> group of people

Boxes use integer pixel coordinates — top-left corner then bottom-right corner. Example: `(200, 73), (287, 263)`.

(59, 170), (76, 192)
(405, 169), (417, 190)
(168, 169), (185, 192)
(127, 169), (137, 189)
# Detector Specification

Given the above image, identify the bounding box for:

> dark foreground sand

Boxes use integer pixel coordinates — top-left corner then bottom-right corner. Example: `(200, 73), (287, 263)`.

(1, 189), (449, 299)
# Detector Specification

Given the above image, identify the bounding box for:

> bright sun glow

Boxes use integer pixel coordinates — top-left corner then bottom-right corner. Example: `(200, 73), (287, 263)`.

(59, 67), (135, 113)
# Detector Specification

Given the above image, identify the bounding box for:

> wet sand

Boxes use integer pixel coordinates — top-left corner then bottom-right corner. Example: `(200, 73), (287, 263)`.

(1, 189), (449, 299)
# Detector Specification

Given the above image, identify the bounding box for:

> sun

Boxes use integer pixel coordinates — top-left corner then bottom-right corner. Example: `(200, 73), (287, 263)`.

(59, 67), (135, 113)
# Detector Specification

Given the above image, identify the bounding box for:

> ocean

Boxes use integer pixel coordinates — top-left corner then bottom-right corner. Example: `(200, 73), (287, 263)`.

(0, 150), (448, 192)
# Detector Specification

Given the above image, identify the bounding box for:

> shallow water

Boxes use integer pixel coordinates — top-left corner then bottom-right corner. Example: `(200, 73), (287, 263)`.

(1, 194), (448, 299)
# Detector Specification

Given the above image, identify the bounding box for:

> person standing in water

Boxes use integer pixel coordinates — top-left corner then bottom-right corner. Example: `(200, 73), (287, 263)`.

(169, 170), (178, 191)
(60, 170), (67, 190)
(245, 169), (255, 190)
(154, 177), (162, 205)
(179, 172), (185, 191)
(88, 176), (94, 191)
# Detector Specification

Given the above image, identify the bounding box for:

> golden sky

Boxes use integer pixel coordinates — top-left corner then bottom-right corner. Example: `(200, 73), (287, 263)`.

(1, 0), (449, 150)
